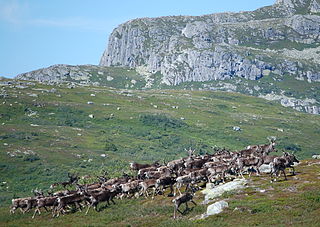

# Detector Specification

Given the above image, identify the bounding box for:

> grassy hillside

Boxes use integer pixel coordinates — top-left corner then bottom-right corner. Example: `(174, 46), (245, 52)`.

(1, 160), (320, 226)
(0, 79), (319, 207)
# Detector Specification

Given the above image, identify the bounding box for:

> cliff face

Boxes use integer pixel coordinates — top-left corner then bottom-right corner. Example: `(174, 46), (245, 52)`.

(16, 0), (320, 115)
(100, 0), (320, 86)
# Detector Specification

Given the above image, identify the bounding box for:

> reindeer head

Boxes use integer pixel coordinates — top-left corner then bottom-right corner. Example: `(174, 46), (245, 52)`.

(267, 136), (277, 145)
(185, 148), (195, 157)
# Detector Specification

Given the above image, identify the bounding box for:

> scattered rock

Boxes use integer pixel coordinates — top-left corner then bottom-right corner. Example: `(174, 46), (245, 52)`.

(233, 126), (241, 131)
(259, 164), (273, 173)
(206, 200), (229, 216)
(107, 76), (114, 81)
(202, 178), (247, 202)
(312, 155), (320, 159)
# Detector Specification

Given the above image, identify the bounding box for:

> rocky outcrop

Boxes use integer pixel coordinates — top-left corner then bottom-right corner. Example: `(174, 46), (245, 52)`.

(16, 64), (94, 85)
(259, 94), (320, 115)
(100, 0), (320, 86)
(15, 0), (320, 115)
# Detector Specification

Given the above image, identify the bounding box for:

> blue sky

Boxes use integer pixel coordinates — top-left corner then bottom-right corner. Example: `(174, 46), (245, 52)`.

(0, 0), (275, 78)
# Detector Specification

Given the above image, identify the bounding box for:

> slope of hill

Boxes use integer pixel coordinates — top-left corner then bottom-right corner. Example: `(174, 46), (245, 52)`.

(16, 0), (320, 115)
(1, 159), (320, 226)
(0, 79), (319, 206)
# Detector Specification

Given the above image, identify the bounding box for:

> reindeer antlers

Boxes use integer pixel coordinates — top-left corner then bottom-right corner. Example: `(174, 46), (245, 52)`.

(267, 136), (277, 143)
(185, 147), (195, 157)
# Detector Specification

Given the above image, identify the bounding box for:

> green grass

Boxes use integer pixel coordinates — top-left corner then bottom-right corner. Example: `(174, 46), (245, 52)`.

(0, 79), (319, 225)
(1, 161), (320, 226)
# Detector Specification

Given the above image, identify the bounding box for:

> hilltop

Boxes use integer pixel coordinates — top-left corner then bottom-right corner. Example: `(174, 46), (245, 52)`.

(16, 0), (320, 115)
(0, 79), (319, 204)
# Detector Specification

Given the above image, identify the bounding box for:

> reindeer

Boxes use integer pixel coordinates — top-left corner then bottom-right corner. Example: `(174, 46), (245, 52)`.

(50, 173), (79, 189)
(10, 197), (31, 214)
(119, 180), (142, 199)
(246, 137), (277, 156)
(184, 157), (207, 169)
(270, 152), (299, 182)
(129, 161), (160, 172)
(174, 173), (201, 196)
(137, 167), (158, 179)
(32, 196), (58, 218)
(167, 158), (185, 172)
(82, 187), (120, 214)
(207, 164), (231, 184)
(155, 176), (176, 197)
(139, 179), (157, 198)
(235, 156), (264, 178)
(54, 193), (85, 217)
(144, 171), (163, 179)
(172, 187), (197, 219)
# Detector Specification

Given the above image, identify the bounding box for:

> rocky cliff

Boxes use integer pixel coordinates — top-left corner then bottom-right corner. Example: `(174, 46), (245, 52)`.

(16, 0), (320, 115)
(100, 0), (320, 85)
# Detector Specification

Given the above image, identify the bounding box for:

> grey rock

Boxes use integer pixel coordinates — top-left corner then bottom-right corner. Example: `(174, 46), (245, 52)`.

(206, 200), (229, 216)
(312, 155), (320, 159)
(233, 126), (241, 131)
(202, 178), (247, 202)
(259, 164), (273, 173)
(100, 0), (320, 87)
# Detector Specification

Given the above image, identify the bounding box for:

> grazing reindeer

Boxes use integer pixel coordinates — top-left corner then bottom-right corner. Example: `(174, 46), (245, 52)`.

(155, 177), (176, 197)
(172, 187), (197, 219)
(137, 167), (158, 179)
(32, 196), (58, 219)
(130, 161), (160, 172)
(270, 152), (299, 182)
(50, 173), (79, 189)
(119, 180), (142, 199)
(139, 179), (157, 198)
(54, 193), (85, 217)
(174, 173), (201, 196)
(246, 137), (277, 156)
(236, 156), (264, 178)
(82, 187), (120, 214)
(10, 197), (31, 214)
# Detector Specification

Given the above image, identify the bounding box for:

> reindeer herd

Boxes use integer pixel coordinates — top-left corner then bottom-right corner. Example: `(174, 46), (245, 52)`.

(10, 138), (300, 219)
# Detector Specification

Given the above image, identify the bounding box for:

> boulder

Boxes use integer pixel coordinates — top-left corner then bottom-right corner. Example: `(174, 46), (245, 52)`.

(259, 164), (273, 173)
(312, 155), (320, 159)
(202, 178), (247, 202)
(206, 200), (229, 216)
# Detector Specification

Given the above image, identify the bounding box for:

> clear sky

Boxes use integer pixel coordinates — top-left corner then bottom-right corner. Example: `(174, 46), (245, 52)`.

(0, 0), (275, 78)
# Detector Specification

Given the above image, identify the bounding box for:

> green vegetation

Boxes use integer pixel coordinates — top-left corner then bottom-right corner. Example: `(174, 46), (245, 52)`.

(0, 79), (319, 225)
(1, 160), (320, 226)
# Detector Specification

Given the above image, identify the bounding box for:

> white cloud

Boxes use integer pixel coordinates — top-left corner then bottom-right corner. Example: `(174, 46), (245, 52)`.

(0, 0), (111, 31)
(30, 17), (110, 31)
(0, 0), (28, 24)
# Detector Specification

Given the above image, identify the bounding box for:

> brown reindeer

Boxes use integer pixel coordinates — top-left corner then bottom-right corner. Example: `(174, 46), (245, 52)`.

(172, 187), (197, 219)
(129, 161), (160, 171)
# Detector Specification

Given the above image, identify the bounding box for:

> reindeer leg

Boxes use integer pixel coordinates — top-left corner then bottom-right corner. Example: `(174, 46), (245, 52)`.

(283, 170), (287, 181)
(32, 208), (38, 219)
(177, 207), (184, 214)
(185, 202), (189, 212)
(256, 167), (261, 176)
(85, 205), (91, 215)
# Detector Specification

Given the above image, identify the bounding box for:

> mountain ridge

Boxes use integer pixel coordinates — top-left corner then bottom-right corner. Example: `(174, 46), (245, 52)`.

(16, 0), (320, 115)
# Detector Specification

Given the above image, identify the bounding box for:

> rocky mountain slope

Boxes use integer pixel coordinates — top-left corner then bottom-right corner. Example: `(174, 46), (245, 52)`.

(100, 0), (320, 84)
(16, 0), (320, 114)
